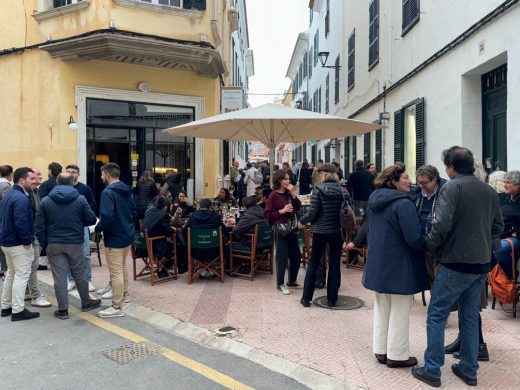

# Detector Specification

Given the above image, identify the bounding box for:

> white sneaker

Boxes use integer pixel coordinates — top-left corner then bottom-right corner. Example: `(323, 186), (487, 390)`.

(67, 281), (76, 292)
(277, 284), (290, 295)
(97, 306), (124, 318)
(97, 285), (111, 295)
(101, 289), (113, 299)
(88, 281), (96, 292)
(31, 296), (52, 308)
(123, 293), (130, 304)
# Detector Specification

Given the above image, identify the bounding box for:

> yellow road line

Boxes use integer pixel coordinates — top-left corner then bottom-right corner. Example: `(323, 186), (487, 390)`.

(50, 298), (254, 390)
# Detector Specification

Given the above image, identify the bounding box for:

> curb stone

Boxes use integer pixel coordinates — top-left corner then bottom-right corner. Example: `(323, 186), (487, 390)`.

(38, 272), (364, 390)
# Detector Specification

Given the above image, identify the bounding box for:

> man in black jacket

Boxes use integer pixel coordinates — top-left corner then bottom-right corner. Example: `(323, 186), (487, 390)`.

(412, 147), (504, 388)
(38, 162), (62, 199)
(35, 173), (100, 319)
(144, 197), (176, 274)
(346, 159), (375, 216)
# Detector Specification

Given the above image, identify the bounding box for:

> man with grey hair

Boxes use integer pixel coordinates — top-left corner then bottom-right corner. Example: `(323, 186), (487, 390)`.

(35, 172), (100, 319)
(413, 165), (447, 235)
(412, 146), (503, 387)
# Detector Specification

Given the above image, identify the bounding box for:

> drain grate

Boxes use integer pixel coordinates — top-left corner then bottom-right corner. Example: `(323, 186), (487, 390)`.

(313, 295), (364, 310)
(102, 342), (159, 365)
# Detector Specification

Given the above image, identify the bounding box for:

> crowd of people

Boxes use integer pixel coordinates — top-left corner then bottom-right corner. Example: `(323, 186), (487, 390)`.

(1, 146), (519, 387)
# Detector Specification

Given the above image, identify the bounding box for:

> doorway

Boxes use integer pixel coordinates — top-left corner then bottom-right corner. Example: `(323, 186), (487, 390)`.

(482, 64), (507, 172)
(85, 98), (195, 210)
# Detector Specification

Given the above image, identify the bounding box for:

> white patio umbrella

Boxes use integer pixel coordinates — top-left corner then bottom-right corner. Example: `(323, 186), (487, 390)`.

(164, 103), (381, 182)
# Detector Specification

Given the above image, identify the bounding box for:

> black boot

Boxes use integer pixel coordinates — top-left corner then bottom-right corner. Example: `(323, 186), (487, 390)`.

(444, 335), (461, 354)
(453, 343), (489, 362)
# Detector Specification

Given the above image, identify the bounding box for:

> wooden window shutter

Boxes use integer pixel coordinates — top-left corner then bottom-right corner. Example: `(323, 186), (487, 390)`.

(415, 98), (425, 167)
(352, 136), (357, 168)
(375, 129), (382, 172)
(394, 110), (403, 162)
(344, 137), (350, 173)
(363, 133), (371, 164)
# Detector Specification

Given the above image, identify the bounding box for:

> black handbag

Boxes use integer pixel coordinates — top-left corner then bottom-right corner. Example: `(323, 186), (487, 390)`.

(275, 215), (298, 237)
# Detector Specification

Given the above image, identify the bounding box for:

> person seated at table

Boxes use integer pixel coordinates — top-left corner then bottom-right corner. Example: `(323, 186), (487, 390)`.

(254, 186), (263, 201)
(175, 190), (195, 218)
(233, 197), (267, 239)
(147, 188), (172, 214)
(186, 199), (229, 270)
(228, 185), (236, 199)
(214, 187), (238, 214)
(143, 196), (176, 277)
(257, 188), (272, 209)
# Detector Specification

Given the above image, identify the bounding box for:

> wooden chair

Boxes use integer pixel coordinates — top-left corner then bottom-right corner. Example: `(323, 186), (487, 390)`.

(229, 223), (273, 281)
(342, 228), (367, 270)
(144, 228), (178, 286)
(254, 224), (274, 275)
(132, 230), (150, 280)
(89, 231), (102, 266)
(187, 227), (225, 284)
(299, 226), (312, 267)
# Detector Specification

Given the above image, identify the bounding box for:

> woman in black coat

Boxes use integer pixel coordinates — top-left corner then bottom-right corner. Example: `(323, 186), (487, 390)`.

(299, 163), (345, 307)
(363, 163), (427, 368)
(298, 161), (313, 195)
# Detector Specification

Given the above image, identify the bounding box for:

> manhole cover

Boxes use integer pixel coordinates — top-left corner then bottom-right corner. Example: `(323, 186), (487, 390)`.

(313, 295), (364, 310)
(102, 342), (159, 365)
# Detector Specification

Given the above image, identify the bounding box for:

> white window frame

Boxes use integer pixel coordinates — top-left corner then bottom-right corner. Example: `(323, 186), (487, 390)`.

(139, 0), (183, 8)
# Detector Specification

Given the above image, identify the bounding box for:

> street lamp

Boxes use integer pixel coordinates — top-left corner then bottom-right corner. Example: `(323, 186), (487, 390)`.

(318, 51), (341, 69)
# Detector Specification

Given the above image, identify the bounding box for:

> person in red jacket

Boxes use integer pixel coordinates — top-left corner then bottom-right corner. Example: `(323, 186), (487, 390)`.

(264, 170), (301, 295)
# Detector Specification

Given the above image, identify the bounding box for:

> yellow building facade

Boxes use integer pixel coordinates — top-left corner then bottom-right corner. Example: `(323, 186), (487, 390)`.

(0, 0), (246, 199)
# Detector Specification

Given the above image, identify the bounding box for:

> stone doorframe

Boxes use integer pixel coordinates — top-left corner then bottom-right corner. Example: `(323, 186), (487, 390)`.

(75, 85), (205, 197)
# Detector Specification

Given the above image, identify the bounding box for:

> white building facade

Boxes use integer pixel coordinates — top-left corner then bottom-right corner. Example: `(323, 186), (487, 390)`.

(288, 0), (519, 178)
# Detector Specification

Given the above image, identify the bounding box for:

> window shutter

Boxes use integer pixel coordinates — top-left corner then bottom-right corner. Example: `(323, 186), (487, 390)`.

(394, 110), (403, 162)
(352, 136), (357, 168)
(344, 137), (350, 174)
(375, 129), (382, 172)
(191, 0), (206, 10)
(415, 98), (425, 167)
(363, 133), (370, 164)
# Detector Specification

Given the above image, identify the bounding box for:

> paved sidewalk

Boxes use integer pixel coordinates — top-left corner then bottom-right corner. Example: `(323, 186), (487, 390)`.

(40, 256), (520, 389)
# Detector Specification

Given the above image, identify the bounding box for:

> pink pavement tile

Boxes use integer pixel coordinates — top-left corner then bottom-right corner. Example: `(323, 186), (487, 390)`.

(88, 254), (520, 389)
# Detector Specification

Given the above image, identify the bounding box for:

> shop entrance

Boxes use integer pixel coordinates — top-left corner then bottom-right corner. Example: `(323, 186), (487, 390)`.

(85, 98), (194, 211)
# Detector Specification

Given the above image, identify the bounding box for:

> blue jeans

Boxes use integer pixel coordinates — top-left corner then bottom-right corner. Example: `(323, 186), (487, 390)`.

(424, 265), (487, 379)
(492, 237), (519, 279)
(68, 227), (92, 282)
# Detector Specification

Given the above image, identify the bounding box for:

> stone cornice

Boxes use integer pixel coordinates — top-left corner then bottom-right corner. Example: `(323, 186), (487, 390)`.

(39, 31), (224, 77)
(112, 0), (204, 18)
(33, 1), (90, 22)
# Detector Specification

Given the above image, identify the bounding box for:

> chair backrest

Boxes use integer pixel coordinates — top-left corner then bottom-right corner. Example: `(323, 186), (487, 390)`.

(188, 227), (222, 249)
(134, 230), (147, 250)
(256, 223), (273, 250)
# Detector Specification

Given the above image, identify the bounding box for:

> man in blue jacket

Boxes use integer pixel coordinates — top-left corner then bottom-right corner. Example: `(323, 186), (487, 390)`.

(0, 167), (40, 321)
(35, 173), (101, 319)
(95, 163), (135, 318)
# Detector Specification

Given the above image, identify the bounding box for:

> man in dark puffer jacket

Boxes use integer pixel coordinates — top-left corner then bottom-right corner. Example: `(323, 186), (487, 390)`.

(35, 173), (100, 319)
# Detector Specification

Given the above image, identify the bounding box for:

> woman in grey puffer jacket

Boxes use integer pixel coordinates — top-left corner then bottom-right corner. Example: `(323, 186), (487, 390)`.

(299, 163), (347, 307)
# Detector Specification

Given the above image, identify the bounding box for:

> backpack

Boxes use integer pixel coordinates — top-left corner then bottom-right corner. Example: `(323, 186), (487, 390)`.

(489, 238), (518, 305)
(339, 188), (356, 233)
(252, 170), (264, 185)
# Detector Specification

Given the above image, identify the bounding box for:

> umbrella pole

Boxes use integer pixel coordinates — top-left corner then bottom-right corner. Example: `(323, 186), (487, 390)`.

(268, 144), (276, 188)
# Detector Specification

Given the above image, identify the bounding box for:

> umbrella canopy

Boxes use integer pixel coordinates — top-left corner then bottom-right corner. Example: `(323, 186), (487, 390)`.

(164, 103), (381, 186)
(164, 103), (380, 146)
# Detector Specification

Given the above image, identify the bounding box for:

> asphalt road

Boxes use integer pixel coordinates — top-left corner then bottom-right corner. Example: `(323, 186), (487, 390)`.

(0, 283), (309, 390)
